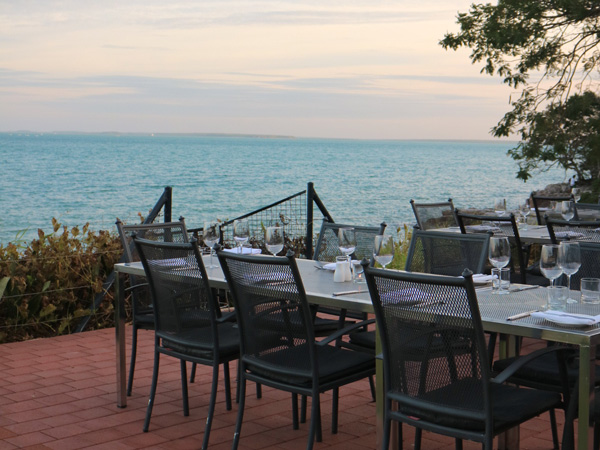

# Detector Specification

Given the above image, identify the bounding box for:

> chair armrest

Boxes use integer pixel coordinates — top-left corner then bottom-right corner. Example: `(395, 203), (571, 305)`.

(317, 318), (376, 346)
(124, 282), (149, 293)
(216, 310), (236, 323)
(491, 345), (574, 385)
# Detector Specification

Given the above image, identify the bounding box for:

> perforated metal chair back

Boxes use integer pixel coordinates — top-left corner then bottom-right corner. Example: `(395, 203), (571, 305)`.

(531, 194), (573, 225)
(217, 251), (315, 374)
(410, 198), (458, 230)
(117, 219), (190, 264)
(573, 202), (600, 221)
(134, 238), (218, 342)
(313, 221), (386, 262)
(545, 217), (600, 244)
(405, 229), (490, 276)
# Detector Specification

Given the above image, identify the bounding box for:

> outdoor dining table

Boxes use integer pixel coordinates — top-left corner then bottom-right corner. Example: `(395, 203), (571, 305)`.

(113, 257), (599, 449)
(439, 224), (552, 244)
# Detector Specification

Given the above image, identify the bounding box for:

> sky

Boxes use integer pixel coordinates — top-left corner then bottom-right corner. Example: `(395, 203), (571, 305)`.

(0, 1), (518, 140)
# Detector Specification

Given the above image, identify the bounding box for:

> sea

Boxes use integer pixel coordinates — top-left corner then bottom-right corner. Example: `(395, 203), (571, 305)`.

(0, 132), (565, 246)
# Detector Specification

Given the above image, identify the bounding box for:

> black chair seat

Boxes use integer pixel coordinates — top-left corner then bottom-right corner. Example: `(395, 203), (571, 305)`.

(392, 379), (561, 432)
(246, 343), (374, 386)
(134, 313), (154, 327)
(348, 330), (375, 349)
(161, 322), (240, 360)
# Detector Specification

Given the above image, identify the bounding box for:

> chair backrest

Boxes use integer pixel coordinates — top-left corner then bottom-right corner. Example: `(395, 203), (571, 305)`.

(217, 250), (317, 380)
(134, 237), (219, 344)
(313, 221), (386, 262)
(555, 241), (600, 291)
(116, 219), (190, 263)
(363, 266), (492, 430)
(530, 194), (573, 225)
(456, 211), (526, 283)
(405, 229), (490, 276)
(545, 217), (600, 244)
(573, 202), (600, 221)
(410, 199), (458, 230)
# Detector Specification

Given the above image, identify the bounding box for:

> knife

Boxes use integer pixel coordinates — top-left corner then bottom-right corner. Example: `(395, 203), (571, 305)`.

(509, 285), (540, 293)
(332, 290), (363, 296)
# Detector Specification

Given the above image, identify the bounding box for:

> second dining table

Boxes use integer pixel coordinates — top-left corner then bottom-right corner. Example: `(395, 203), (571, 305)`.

(114, 255), (600, 450)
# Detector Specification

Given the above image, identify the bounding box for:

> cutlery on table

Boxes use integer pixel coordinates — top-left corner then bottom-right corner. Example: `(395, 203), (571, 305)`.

(332, 290), (363, 296)
(507, 310), (539, 321)
(509, 285), (540, 293)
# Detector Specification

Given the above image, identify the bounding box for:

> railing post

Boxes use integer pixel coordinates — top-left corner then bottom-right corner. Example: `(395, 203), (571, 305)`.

(306, 182), (314, 259)
(164, 186), (172, 223)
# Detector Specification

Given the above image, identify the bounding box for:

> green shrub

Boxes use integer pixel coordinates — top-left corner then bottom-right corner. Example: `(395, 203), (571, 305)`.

(0, 219), (122, 343)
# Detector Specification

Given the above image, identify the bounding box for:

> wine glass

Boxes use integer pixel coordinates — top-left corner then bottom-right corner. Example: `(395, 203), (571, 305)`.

(338, 227), (356, 262)
(203, 221), (219, 268)
(494, 198), (506, 216)
(265, 226), (284, 256)
(488, 236), (511, 294)
(561, 200), (575, 221)
(233, 219), (249, 253)
(558, 241), (581, 303)
(374, 235), (394, 269)
(540, 244), (563, 287)
(572, 187), (581, 203)
(519, 202), (531, 229)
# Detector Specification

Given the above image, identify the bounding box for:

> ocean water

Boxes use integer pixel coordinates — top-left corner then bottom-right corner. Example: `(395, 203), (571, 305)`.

(0, 132), (565, 245)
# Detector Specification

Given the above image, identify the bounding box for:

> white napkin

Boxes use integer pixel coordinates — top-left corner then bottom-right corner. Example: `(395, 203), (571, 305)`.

(322, 260), (359, 271)
(471, 274), (494, 284)
(555, 231), (584, 239)
(223, 247), (262, 255)
(467, 225), (502, 233)
(531, 310), (600, 326)
(383, 288), (430, 306)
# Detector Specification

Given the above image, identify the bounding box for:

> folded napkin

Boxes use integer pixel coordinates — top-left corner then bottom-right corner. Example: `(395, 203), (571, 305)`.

(383, 288), (430, 306)
(555, 231), (584, 239)
(466, 225), (502, 233)
(531, 310), (600, 326)
(471, 274), (494, 284)
(322, 260), (359, 271)
(223, 247), (262, 255)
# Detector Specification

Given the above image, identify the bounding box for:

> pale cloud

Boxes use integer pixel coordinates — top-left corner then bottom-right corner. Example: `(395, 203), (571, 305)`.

(0, 0), (513, 139)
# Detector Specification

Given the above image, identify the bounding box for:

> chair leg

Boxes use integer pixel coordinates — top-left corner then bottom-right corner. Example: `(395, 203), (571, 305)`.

(201, 363), (220, 450)
(549, 409), (559, 450)
(368, 375), (376, 401)
(189, 362), (197, 383)
(256, 382), (262, 399)
(143, 346), (160, 432)
(232, 370), (247, 450)
(331, 387), (339, 434)
(292, 393), (299, 430)
(126, 324), (138, 396)
(180, 360), (189, 416)
(301, 395), (307, 423)
(223, 362), (232, 411)
(382, 402), (392, 450)
(307, 393), (320, 450)
(594, 422), (600, 450)
(414, 427), (422, 450)
(454, 438), (463, 450)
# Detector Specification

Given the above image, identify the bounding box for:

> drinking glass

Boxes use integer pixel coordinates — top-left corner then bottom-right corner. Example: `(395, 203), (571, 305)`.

(540, 244), (563, 287)
(374, 235), (394, 269)
(572, 187), (581, 202)
(488, 236), (511, 294)
(494, 198), (506, 216)
(203, 221), (219, 268)
(558, 241), (581, 303)
(338, 227), (356, 262)
(265, 226), (284, 256)
(561, 200), (575, 221)
(519, 202), (531, 229)
(233, 219), (249, 253)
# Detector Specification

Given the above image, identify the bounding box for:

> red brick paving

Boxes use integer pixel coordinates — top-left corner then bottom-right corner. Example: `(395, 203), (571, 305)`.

(0, 328), (571, 449)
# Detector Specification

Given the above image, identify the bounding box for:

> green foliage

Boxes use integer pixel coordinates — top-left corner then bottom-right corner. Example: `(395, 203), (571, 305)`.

(0, 219), (122, 343)
(385, 224), (413, 271)
(440, 0), (600, 180)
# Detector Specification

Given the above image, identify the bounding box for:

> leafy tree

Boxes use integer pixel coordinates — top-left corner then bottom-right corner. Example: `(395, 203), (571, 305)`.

(440, 0), (600, 181)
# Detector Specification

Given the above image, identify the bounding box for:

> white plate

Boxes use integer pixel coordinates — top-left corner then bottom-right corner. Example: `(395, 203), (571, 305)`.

(543, 316), (593, 328)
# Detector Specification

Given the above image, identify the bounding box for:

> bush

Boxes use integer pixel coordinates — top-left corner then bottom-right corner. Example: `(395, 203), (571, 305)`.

(0, 219), (122, 343)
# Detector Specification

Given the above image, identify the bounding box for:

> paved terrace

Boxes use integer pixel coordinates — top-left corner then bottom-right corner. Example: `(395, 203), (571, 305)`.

(0, 327), (569, 449)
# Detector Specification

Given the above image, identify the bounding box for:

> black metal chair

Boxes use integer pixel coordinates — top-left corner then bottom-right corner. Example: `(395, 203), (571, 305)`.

(116, 218), (191, 396)
(573, 202), (600, 221)
(531, 194), (573, 225)
(546, 216), (600, 245)
(217, 249), (375, 450)
(363, 265), (564, 450)
(562, 382), (600, 450)
(134, 238), (239, 450)
(456, 210), (544, 285)
(410, 198), (459, 230)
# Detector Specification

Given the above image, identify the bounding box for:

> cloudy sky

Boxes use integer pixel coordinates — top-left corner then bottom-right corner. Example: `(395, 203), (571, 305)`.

(0, 1), (516, 140)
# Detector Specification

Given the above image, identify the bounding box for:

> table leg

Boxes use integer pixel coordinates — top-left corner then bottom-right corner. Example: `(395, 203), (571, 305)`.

(376, 328), (384, 448)
(115, 272), (127, 408)
(577, 344), (594, 450)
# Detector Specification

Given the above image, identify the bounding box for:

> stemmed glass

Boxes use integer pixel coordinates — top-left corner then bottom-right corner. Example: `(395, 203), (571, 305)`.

(233, 219), (249, 254)
(203, 221), (220, 268)
(519, 202), (531, 229)
(572, 187), (581, 203)
(374, 235), (394, 269)
(558, 241), (581, 303)
(338, 227), (356, 262)
(561, 200), (575, 221)
(494, 198), (506, 216)
(540, 244), (563, 287)
(488, 236), (511, 294)
(265, 226), (284, 256)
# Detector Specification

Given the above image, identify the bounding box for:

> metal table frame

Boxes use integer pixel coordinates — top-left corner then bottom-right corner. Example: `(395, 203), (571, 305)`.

(114, 258), (599, 449)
